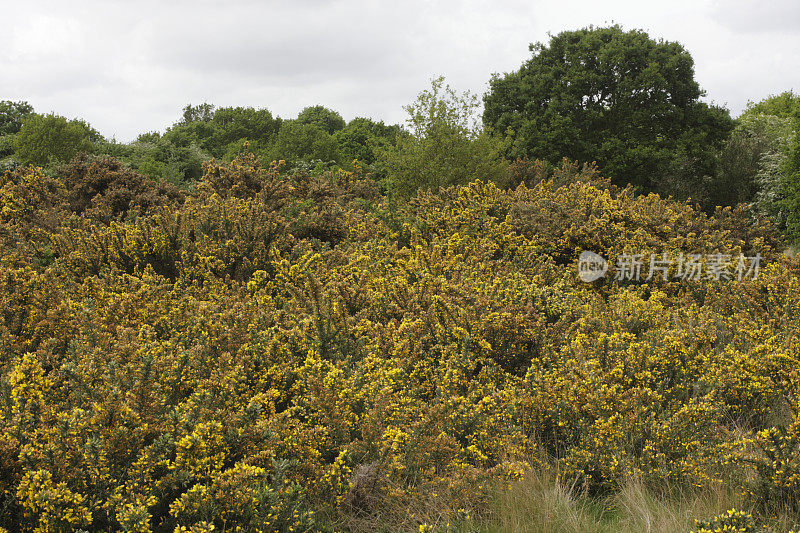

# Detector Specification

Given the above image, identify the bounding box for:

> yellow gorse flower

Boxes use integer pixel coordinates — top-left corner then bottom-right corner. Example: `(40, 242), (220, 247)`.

(0, 154), (795, 530)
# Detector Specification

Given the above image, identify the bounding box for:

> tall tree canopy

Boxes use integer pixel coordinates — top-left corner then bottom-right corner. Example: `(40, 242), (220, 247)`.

(296, 105), (346, 134)
(0, 100), (34, 136)
(0, 101), (34, 163)
(738, 91), (800, 241)
(382, 76), (507, 197)
(166, 104), (281, 159)
(483, 25), (734, 197)
(334, 117), (403, 165)
(268, 121), (340, 167)
(14, 113), (101, 167)
(743, 90), (800, 120)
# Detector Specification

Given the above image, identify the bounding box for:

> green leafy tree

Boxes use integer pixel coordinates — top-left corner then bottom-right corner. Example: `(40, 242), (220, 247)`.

(165, 104), (281, 159)
(180, 102), (216, 124)
(134, 138), (209, 185)
(730, 91), (800, 240)
(744, 92), (800, 241)
(0, 101), (35, 166)
(100, 134), (210, 186)
(483, 25), (734, 197)
(296, 105), (346, 134)
(135, 131), (161, 144)
(162, 118), (218, 153)
(335, 117), (403, 165)
(709, 113), (794, 210)
(268, 121), (340, 167)
(211, 106), (281, 154)
(0, 136), (16, 167)
(14, 113), (102, 167)
(380, 76), (507, 197)
(0, 100), (34, 136)
(744, 90), (800, 120)
(782, 140), (800, 243)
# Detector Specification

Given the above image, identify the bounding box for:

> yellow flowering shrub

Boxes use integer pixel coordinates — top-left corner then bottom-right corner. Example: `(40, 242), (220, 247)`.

(691, 509), (762, 533)
(0, 152), (798, 530)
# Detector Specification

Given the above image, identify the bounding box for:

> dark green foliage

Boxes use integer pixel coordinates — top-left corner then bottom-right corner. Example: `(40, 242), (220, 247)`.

(0, 100), (33, 170)
(101, 135), (210, 186)
(0, 135), (16, 164)
(708, 127), (767, 208)
(744, 90), (800, 120)
(483, 25), (734, 198)
(296, 105), (346, 134)
(14, 113), (102, 167)
(381, 76), (508, 197)
(709, 113), (794, 210)
(211, 106), (281, 152)
(180, 102), (216, 124)
(167, 104), (282, 159)
(334, 117), (403, 165)
(734, 91), (800, 242)
(135, 131), (161, 144)
(268, 121), (340, 167)
(781, 124), (800, 243)
(0, 100), (34, 136)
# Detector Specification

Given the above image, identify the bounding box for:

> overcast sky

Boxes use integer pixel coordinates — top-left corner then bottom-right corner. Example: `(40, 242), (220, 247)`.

(2, 0), (798, 142)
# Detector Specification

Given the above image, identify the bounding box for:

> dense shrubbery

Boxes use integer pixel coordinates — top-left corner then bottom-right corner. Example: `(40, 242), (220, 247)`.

(0, 73), (796, 244)
(0, 26), (798, 531)
(59, 154), (185, 223)
(1, 148), (799, 531)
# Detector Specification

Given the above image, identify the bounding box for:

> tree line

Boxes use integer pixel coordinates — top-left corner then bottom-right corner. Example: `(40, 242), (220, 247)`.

(2, 24), (798, 240)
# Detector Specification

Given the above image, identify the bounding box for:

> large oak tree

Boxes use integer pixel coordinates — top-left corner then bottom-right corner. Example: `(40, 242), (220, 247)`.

(483, 25), (734, 198)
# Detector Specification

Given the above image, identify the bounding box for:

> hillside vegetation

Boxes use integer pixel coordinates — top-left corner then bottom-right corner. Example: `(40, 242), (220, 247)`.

(1, 150), (799, 531)
(2, 23), (800, 533)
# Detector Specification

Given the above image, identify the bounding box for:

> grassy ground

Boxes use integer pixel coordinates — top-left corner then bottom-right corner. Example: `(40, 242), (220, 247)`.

(338, 467), (800, 533)
(487, 471), (739, 533)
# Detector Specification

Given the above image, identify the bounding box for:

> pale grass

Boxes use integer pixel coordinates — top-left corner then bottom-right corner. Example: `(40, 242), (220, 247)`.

(485, 467), (743, 533)
(489, 468), (609, 533)
(334, 465), (800, 532)
(610, 477), (741, 533)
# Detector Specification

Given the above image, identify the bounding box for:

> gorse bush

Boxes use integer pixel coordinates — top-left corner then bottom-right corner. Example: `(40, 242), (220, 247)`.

(1, 149), (799, 532)
(59, 154), (185, 223)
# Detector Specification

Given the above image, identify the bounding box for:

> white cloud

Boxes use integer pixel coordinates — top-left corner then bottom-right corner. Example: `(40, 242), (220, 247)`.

(0, 0), (796, 141)
(710, 0), (800, 34)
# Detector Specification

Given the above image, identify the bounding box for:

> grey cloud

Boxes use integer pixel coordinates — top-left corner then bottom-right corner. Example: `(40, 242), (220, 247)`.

(0, 0), (797, 140)
(709, 0), (800, 34)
